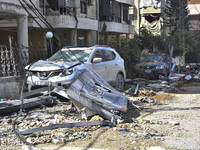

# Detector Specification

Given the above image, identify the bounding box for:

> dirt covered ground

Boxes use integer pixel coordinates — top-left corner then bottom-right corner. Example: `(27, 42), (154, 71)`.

(1, 80), (200, 150)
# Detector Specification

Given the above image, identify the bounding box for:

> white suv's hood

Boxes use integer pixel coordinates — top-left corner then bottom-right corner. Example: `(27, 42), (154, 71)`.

(25, 60), (81, 71)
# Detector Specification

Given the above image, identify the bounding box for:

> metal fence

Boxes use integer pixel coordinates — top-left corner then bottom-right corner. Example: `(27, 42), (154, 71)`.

(0, 45), (47, 77)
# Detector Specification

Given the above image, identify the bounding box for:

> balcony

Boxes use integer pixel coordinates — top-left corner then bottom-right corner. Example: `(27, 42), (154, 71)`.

(100, 15), (121, 23)
(140, 6), (162, 14)
(46, 15), (98, 31)
(115, 0), (134, 6)
(100, 21), (134, 34)
(0, 0), (28, 17)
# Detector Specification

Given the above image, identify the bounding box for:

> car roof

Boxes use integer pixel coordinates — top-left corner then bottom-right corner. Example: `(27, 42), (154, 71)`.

(61, 47), (92, 51)
(61, 45), (111, 51)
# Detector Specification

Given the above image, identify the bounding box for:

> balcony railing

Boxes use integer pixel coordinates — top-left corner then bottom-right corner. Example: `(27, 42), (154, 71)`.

(100, 15), (121, 23)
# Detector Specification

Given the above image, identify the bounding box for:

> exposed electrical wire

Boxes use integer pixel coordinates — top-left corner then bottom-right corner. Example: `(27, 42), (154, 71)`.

(18, 0), (71, 47)
(28, 0), (78, 43)
(12, 74), (36, 148)
(20, 0), (62, 47)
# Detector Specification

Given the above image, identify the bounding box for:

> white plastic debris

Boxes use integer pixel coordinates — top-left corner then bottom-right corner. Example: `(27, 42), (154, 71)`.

(168, 121), (180, 125)
(147, 146), (166, 150)
(185, 75), (192, 80)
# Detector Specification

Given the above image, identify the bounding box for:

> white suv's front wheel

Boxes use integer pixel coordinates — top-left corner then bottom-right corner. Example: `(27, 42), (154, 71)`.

(115, 73), (124, 92)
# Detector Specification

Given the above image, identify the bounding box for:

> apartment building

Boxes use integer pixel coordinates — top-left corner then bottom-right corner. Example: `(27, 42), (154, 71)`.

(188, 0), (200, 32)
(0, 0), (134, 50)
(133, 0), (165, 36)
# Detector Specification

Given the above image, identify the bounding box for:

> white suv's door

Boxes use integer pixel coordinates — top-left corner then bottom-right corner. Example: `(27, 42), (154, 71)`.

(91, 49), (107, 80)
(91, 49), (118, 84)
(101, 49), (118, 83)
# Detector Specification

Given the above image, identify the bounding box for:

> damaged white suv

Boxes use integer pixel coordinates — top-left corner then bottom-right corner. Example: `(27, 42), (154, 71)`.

(25, 45), (126, 91)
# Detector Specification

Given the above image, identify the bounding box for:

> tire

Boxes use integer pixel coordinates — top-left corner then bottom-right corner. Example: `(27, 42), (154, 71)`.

(115, 73), (125, 92)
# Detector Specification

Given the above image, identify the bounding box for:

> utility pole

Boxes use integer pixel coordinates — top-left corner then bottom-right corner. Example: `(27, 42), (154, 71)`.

(178, 0), (185, 46)
(181, 0), (185, 46)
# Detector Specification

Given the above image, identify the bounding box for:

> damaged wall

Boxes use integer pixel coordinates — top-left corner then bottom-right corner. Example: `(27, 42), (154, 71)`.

(172, 55), (185, 66)
(139, 0), (164, 8)
(141, 13), (163, 35)
(134, 0), (165, 36)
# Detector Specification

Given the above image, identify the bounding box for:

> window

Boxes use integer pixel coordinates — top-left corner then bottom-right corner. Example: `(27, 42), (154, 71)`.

(92, 50), (104, 62)
(80, 0), (87, 14)
(123, 5), (129, 23)
(39, 0), (44, 8)
(102, 50), (115, 61)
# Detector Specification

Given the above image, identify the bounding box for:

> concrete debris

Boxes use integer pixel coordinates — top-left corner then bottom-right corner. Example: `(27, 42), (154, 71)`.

(2, 61), (199, 149)
(89, 115), (104, 122)
(168, 121), (180, 126)
(0, 102), (162, 147)
(194, 72), (200, 80)
(147, 146), (166, 150)
(138, 89), (156, 97)
(185, 75), (192, 80)
(168, 73), (185, 81)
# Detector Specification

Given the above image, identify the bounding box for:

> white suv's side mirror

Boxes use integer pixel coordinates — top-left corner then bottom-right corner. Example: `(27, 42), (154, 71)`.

(93, 58), (102, 63)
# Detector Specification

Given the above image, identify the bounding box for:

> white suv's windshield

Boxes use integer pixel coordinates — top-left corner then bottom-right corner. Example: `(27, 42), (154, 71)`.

(48, 49), (92, 62)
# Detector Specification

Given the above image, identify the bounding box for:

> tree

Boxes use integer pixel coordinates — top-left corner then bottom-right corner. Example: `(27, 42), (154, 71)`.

(170, 30), (199, 56)
(134, 27), (165, 53)
(164, 0), (190, 37)
(164, 0), (194, 57)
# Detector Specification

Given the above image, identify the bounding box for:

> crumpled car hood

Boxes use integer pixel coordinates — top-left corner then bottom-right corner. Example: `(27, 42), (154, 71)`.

(25, 60), (81, 71)
(66, 67), (128, 122)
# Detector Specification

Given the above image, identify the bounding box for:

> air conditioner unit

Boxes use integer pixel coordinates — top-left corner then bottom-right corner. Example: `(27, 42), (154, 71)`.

(88, 0), (95, 6)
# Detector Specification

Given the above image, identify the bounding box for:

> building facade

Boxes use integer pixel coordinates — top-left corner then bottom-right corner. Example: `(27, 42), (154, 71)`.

(0, 0), (135, 50)
(188, 0), (200, 32)
(0, 0), (135, 98)
(133, 0), (165, 36)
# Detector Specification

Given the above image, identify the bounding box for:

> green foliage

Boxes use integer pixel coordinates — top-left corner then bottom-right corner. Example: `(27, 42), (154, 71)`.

(134, 27), (165, 53)
(111, 28), (166, 79)
(164, 0), (190, 36)
(185, 32), (200, 62)
(163, 0), (195, 57)
(170, 30), (199, 56)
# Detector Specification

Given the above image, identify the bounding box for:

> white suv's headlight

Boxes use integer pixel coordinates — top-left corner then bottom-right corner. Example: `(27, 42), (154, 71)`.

(61, 68), (73, 76)
(156, 65), (164, 69)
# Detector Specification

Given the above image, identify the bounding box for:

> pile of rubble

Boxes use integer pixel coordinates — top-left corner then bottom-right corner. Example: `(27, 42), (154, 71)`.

(0, 100), (168, 149)
(0, 103), (103, 146)
(0, 84), (176, 148)
(2, 65), (195, 149)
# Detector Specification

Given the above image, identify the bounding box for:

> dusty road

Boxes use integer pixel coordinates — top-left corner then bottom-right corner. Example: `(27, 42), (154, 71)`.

(1, 80), (200, 150)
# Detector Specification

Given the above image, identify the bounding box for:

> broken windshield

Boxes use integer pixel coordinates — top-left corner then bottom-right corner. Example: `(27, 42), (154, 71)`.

(140, 54), (164, 62)
(48, 49), (92, 62)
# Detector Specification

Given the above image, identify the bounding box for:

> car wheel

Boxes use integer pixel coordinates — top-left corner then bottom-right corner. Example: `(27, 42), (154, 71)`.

(115, 73), (124, 92)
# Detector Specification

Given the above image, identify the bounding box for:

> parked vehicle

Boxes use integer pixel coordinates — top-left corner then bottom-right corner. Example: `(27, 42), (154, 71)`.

(138, 54), (169, 77)
(25, 45), (126, 91)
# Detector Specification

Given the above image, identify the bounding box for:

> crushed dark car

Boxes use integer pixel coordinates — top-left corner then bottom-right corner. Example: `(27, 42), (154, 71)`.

(137, 54), (170, 77)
